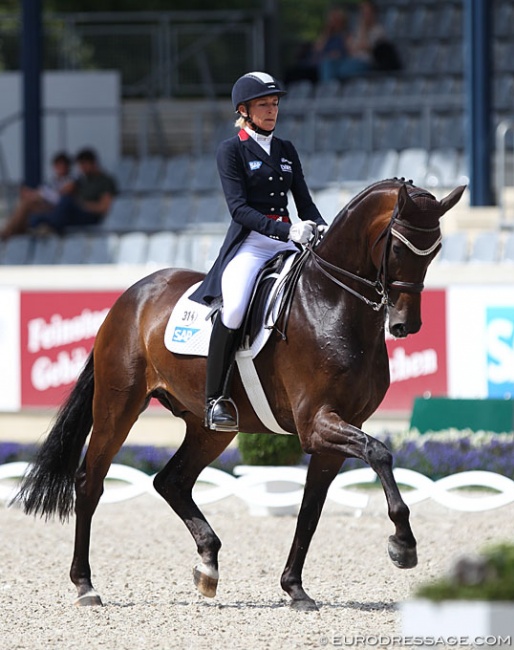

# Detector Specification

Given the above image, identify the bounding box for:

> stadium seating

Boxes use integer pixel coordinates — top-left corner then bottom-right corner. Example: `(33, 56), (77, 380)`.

(1, 0), (510, 270)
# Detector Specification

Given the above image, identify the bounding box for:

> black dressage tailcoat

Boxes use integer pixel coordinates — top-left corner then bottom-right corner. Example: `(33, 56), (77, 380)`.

(190, 129), (326, 306)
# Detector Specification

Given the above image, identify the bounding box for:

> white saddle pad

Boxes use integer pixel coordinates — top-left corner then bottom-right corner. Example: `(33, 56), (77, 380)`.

(164, 253), (297, 359)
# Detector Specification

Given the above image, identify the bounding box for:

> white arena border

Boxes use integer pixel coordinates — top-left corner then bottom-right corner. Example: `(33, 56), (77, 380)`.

(1, 462), (514, 513)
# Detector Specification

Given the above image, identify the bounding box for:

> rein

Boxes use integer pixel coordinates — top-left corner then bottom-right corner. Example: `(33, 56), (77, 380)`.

(266, 185), (442, 338)
(307, 189), (442, 310)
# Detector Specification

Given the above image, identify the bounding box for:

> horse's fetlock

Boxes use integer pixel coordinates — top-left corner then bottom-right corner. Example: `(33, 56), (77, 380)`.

(389, 501), (410, 524)
(280, 571), (299, 592)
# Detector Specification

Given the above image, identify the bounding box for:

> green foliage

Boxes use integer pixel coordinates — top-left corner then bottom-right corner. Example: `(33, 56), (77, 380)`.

(237, 432), (304, 466)
(416, 544), (514, 602)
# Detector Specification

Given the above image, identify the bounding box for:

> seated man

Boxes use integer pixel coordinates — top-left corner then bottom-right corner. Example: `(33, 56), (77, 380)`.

(0, 151), (74, 239)
(28, 148), (118, 234)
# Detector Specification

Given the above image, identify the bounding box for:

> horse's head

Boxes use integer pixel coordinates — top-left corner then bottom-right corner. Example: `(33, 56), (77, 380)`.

(371, 182), (466, 338)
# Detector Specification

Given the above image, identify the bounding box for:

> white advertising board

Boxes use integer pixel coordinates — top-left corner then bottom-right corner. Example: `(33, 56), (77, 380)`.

(448, 285), (514, 399)
(0, 287), (20, 411)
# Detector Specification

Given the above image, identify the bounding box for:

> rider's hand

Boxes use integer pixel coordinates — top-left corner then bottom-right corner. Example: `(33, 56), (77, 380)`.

(288, 220), (316, 245)
(317, 224), (329, 235)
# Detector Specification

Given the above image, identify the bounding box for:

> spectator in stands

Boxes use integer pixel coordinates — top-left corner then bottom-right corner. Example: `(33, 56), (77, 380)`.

(28, 148), (118, 235)
(0, 151), (74, 240)
(328, 0), (401, 81)
(315, 6), (351, 83)
(285, 6), (349, 85)
(190, 71), (327, 431)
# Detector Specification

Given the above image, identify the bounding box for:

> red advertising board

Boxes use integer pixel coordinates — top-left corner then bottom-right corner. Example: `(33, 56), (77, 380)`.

(20, 291), (121, 407)
(18, 288), (447, 413)
(380, 289), (447, 411)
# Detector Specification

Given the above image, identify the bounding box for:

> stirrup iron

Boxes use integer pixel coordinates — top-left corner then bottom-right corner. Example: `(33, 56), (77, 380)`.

(205, 396), (239, 432)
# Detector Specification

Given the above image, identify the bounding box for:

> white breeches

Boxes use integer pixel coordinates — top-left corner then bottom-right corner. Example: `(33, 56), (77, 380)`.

(220, 231), (297, 330)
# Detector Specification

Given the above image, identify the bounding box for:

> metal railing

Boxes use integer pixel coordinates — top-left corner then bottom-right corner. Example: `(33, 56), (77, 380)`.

(0, 11), (266, 99)
(495, 119), (514, 230)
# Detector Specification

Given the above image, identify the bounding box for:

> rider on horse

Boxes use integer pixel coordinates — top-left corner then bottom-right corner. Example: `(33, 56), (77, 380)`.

(190, 71), (328, 432)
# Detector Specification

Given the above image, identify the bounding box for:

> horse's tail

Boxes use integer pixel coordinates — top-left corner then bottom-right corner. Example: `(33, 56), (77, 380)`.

(12, 351), (95, 522)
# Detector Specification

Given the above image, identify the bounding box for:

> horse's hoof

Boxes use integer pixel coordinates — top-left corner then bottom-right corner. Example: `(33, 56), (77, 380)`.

(290, 597), (319, 612)
(193, 563), (219, 598)
(388, 536), (418, 569)
(74, 590), (103, 607)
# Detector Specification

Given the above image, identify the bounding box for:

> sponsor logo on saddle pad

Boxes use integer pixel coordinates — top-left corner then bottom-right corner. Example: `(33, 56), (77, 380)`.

(164, 253), (297, 359)
(171, 327), (200, 344)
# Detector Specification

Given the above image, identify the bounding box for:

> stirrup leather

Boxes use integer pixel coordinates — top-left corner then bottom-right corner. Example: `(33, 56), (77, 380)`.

(205, 396), (239, 432)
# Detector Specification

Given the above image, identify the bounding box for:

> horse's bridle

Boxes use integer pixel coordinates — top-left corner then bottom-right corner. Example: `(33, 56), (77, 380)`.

(307, 189), (442, 312)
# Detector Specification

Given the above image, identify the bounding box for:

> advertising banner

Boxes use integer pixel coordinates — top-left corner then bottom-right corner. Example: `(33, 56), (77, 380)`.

(380, 289), (447, 411)
(0, 287), (20, 411)
(448, 286), (514, 399)
(20, 291), (121, 407)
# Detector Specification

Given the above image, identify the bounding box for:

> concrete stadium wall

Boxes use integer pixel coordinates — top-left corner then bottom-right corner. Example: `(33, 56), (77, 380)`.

(0, 71), (120, 182)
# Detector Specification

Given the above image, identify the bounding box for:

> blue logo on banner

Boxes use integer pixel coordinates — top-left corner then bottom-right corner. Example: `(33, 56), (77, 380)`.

(172, 327), (199, 344)
(486, 306), (514, 397)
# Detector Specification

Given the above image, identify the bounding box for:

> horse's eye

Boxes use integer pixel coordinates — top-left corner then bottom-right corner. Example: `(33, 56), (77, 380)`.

(392, 244), (402, 256)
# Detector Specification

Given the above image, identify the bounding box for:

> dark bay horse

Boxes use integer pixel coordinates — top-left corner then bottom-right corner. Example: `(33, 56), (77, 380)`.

(15, 178), (465, 611)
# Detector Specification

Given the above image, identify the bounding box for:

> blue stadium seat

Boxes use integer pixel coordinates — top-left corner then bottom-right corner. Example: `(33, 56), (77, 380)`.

(86, 233), (118, 264)
(188, 155), (221, 193)
(313, 188), (346, 225)
(115, 232), (148, 265)
(494, 2), (514, 38)
(425, 149), (461, 189)
(132, 196), (166, 232)
(161, 195), (196, 231)
(31, 236), (61, 265)
(438, 232), (468, 264)
(99, 196), (138, 233)
(502, 232), (514, 263)
(396, 148), (428, 186)
(58, 233), (91, 264)
(131, 156), (165, 194)
(283, 79), (314, 101)
(437, 3), (463, 40)
(305, 152), (341, 190)
(470, 231), (501, 263)
(0, 235), (33, 265)
(146, 232), (178, 267)
(338, 151), (368, 185)
(366, 149), (398, 182)
(112, 157), (136, 194)
(192, 192), (230, 228)
(159, 154), (194, 194)
(174, 231), (225, 272)
(408, 5), (436, 41)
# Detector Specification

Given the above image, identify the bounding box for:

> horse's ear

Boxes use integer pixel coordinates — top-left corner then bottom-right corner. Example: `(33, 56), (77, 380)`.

(439, 185), (467, 214)
(397, 183), (417, 216)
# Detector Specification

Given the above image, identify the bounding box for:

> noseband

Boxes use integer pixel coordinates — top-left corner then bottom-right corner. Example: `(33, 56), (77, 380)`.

(307, 189), (442, 311)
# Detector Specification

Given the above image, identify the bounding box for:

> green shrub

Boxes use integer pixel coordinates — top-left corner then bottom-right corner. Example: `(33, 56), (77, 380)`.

(237, 432), (304, 466)
(416, 543), (514, 601)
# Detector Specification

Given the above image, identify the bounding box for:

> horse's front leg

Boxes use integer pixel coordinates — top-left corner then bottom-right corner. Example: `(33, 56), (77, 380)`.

(305, 408), (417, 570)
(281, 452), (344, 611)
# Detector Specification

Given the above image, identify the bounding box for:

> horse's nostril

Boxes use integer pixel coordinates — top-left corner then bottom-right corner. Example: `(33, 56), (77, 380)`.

(390, 322), (407, 338)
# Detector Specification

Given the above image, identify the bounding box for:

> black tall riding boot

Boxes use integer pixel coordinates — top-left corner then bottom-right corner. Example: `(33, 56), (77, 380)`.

(205, 315), (240, 431)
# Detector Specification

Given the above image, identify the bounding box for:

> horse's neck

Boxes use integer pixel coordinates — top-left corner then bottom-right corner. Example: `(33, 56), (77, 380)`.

(316, 183), (397, 274)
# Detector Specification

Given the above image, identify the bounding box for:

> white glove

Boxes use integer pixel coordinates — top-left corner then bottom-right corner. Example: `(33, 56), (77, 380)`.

(317, 224), (329, 235)
(288, 220), (316, 245)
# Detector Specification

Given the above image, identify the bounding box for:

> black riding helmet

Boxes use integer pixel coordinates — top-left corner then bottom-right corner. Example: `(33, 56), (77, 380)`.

(231, 71), (287, 112)
(231, 72), (287, 135)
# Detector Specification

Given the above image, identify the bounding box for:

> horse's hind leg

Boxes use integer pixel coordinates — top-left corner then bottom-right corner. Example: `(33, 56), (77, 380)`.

(71, 390), (148, 606)
(153, 415), (236, 599)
